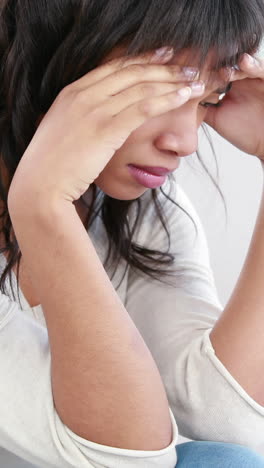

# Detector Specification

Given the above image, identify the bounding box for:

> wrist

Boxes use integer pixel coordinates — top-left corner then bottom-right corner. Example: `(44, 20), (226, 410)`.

(8, 186), (74, 225)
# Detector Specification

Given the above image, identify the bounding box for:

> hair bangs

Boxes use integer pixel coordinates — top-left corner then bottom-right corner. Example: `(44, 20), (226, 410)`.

(123, 0), (264, 73)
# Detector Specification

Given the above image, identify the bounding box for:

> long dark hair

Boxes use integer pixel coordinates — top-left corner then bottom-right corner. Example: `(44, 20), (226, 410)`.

(0, 0), (264, 307)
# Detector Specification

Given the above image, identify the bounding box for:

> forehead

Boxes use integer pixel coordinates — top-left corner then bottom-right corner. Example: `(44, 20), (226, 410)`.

(168, 48), (229, 92)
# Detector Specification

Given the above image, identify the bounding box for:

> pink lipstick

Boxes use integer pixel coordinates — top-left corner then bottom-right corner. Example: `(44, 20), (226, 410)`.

(127, 165), (169, 189)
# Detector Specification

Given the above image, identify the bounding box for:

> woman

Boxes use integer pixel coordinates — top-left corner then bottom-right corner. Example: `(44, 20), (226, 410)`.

(0, 0), (264, 467)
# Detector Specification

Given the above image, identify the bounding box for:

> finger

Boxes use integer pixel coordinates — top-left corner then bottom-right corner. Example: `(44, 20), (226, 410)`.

(236, 53), (264, 79)
(229, 70), (249, 82)
(71, 49), (199, 93)
(75, 64), (200, 112)
(220, 66), (248, 83)
(103, 84), (204, 146)
(100, 80), (205, 116)
(70, 48), (175, 90)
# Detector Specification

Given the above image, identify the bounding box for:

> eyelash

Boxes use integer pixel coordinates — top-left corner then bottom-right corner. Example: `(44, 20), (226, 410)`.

(199, 84), (231, 109)
(199, 102), (221, 109)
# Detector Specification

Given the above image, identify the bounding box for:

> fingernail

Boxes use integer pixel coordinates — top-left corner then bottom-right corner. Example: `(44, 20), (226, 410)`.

(182, 67), (200, 80)
(153, 47), (174, 61)
(189, 80), (205, 93)
(178, 87), (192, 98)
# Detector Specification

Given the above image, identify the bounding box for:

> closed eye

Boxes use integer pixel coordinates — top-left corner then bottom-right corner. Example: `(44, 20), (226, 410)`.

(199, 88), (230, 109)
(199, 101), (222, 108)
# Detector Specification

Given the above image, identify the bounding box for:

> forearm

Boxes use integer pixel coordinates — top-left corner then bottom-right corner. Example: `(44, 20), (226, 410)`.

(210, 159), (264, 406)
(8, 196), (172, 450)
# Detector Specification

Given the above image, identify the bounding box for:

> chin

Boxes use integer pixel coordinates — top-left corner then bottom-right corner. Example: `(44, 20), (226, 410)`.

(95, 174), (147, 201)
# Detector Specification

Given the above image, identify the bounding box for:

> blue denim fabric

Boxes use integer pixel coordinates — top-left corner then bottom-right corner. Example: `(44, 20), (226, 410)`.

(176, 441), (264, 467)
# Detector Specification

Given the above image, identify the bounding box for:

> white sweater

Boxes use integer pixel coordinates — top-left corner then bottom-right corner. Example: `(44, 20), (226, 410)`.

(0, 174), (264, 468)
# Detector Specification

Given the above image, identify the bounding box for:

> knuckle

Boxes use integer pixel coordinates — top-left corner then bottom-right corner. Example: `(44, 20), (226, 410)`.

(57, 84), (75, 103)
(139, 82), (157, 97)
(127, 63), (147, 76)
(59, 84), (73, 98)
(166, 65), (180, 78)
(137, 98), (154, 117)
(87, 106), (102, 124)
(171, 64), (181, 74)
(72, 89), (94, 110)
(74, 89), (88, 104)
(90, 106), (109, 128)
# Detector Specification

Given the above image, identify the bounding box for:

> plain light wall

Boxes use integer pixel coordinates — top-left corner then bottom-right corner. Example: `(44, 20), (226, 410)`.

(177, 127), (263, 308)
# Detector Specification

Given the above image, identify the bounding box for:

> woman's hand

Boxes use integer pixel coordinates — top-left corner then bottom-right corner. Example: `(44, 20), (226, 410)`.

(204, 53), (264, 161)
(7, 48), (204, 207)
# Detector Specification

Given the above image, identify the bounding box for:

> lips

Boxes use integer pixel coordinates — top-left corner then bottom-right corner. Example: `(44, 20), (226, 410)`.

(128, 165), (171, 176)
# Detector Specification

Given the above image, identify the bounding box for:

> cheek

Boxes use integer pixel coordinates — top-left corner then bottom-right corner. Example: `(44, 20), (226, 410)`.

(197, 106), (208, 125)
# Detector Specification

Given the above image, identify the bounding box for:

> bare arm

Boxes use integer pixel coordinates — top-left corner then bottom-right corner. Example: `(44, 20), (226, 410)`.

(8, 197), (172, 450)
(210, 160), (264, 406)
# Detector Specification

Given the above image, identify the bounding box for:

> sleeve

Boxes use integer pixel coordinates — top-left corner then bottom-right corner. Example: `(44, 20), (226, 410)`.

(124, 179), (264, 454)
(0, 293), (178, 468)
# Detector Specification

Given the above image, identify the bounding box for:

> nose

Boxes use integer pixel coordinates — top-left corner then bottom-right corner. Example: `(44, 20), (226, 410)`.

(154, 130), (198, 157)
